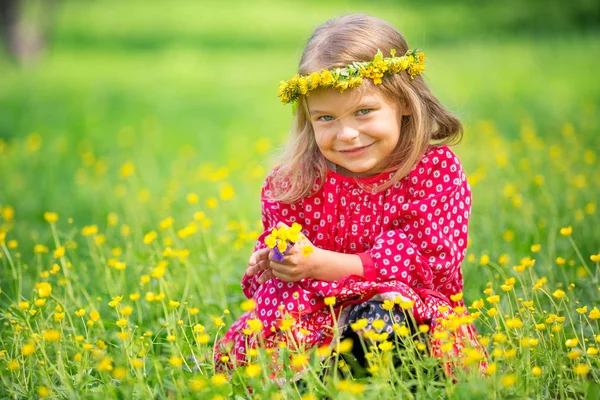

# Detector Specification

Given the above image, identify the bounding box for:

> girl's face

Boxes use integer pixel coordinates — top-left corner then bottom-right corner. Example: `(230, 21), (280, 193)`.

(307, 87), (409, 178)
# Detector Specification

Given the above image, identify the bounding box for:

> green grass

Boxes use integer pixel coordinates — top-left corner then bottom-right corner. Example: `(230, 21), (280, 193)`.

(0, 0), (599, 398)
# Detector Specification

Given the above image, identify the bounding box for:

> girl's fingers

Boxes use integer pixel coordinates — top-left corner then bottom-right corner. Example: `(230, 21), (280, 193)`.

(248, 247), (271, 266)
(257, 270), (274, 284)
(246, 260), (271, 276)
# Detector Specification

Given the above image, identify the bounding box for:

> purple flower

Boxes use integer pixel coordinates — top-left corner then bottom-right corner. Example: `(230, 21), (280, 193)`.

(272, 242), (294, 262)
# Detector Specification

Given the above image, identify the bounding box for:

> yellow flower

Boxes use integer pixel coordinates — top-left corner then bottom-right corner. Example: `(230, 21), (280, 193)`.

(169, 300), (180, 308)
(324, 296), (336, 306)
(501, 374), (516, 387)
(37, 386), (50, 398)
(291, 353), (309, 369)
(116, 319), (128, 328)
(372, 319), (385, 331)
(245, 363), (261, 378)
(450, 292), (463, 302)
(18, 301), (30, 310)
(336, 338), (353, 353)
(479, 255), (490, 265)
(591, 254), (600, 262)
(119, 161), (135, 178)
(42, 329), (61, 342)
(111, 367), (127, 380)
(220, 183), (235, 200)
(81, 225), (98, 236)
(44, 212), (59, 223)
(589, 307), (600, 320)
(565, 338), (578, 348)
(532, 366), (542, 376)
(210, 373), (228, 386)
(246, 319), (262, 332)
(34, 244), (49, 254)
(586, 347), (598, 355)
(22, 342), (36, 356)
(530, 244), (541, 252)
(196, 334), (210, 344)
(90, 310), (100, 321)
(143, 231), (157, 245)
(378, 341), (394, 351)
(240, 299), (255, 311)
(53, 246), (65, 258)
(35, 282), (52, 298)
(552, 290), (566, 299)
(506, 318), (523, 329)
(574, 364), (590, 376)
(169, 356), (183, 367)
(559, 226), (572, 236)
(486, 295), (500, 304)
(97, 357), (113, 372)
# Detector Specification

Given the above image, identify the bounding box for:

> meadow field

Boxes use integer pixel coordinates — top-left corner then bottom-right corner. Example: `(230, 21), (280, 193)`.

(0, 0), (599, 398)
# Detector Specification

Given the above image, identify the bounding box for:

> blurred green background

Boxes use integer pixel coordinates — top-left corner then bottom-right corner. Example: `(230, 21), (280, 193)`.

(1, 0), (599, 299)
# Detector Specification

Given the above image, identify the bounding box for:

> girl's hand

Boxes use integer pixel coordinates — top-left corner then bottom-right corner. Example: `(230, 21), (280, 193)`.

(267, 222), (317, 282)
(246, 248), (274, 284)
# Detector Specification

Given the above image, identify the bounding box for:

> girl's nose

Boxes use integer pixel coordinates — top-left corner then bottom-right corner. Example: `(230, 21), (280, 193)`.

(337, 124), (360, 142)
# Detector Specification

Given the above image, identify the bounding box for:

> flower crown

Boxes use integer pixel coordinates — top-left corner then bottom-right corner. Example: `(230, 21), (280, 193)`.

(277, 48), (425, 104)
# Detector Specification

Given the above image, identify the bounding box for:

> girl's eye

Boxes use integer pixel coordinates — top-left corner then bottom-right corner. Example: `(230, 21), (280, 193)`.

(357, 108), (372, 116)
(318, 115), (335, 122)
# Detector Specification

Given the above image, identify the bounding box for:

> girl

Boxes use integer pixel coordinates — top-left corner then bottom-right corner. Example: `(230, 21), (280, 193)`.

(217, 13), (485, 377)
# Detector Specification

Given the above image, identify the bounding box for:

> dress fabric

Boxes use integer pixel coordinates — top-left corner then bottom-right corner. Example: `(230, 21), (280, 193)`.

(216, 145), (486, 375)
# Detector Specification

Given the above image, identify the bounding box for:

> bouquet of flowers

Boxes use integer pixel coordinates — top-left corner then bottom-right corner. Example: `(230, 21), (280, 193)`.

(264, 222), (305, 262)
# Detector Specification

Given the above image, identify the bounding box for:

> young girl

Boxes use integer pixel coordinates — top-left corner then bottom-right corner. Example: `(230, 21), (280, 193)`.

(217, 13), (485, 377)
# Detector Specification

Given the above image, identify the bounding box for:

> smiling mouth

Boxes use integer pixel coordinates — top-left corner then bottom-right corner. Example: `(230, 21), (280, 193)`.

(339, 143), (374, 153)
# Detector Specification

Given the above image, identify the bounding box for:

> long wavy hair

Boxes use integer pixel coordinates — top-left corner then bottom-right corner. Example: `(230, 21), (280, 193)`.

(269, 13), (463, 204)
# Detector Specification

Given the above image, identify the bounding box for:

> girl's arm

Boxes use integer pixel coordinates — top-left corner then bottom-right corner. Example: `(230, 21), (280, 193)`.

(247, 241), (365, 283)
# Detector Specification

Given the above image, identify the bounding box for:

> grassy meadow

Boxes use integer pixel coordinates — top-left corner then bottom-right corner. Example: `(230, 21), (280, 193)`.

(0, 0), (599, 398)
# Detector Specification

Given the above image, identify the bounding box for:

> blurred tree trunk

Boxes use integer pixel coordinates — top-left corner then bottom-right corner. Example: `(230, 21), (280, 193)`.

(0, 0), (58, 65)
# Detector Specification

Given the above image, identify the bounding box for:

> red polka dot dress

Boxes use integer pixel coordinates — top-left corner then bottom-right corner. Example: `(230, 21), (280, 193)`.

(217, 145), (486, 375)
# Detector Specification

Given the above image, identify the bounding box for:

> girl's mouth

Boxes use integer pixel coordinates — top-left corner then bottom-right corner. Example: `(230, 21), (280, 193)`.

(339, 143), (374, 156)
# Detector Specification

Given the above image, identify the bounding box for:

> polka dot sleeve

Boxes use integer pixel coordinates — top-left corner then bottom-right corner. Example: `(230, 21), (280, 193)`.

(359, 148), (471, 290)
(240, 171), (301, 298)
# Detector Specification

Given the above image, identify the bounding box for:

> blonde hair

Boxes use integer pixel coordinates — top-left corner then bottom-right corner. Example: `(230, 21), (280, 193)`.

(270, 13), (462, 204)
